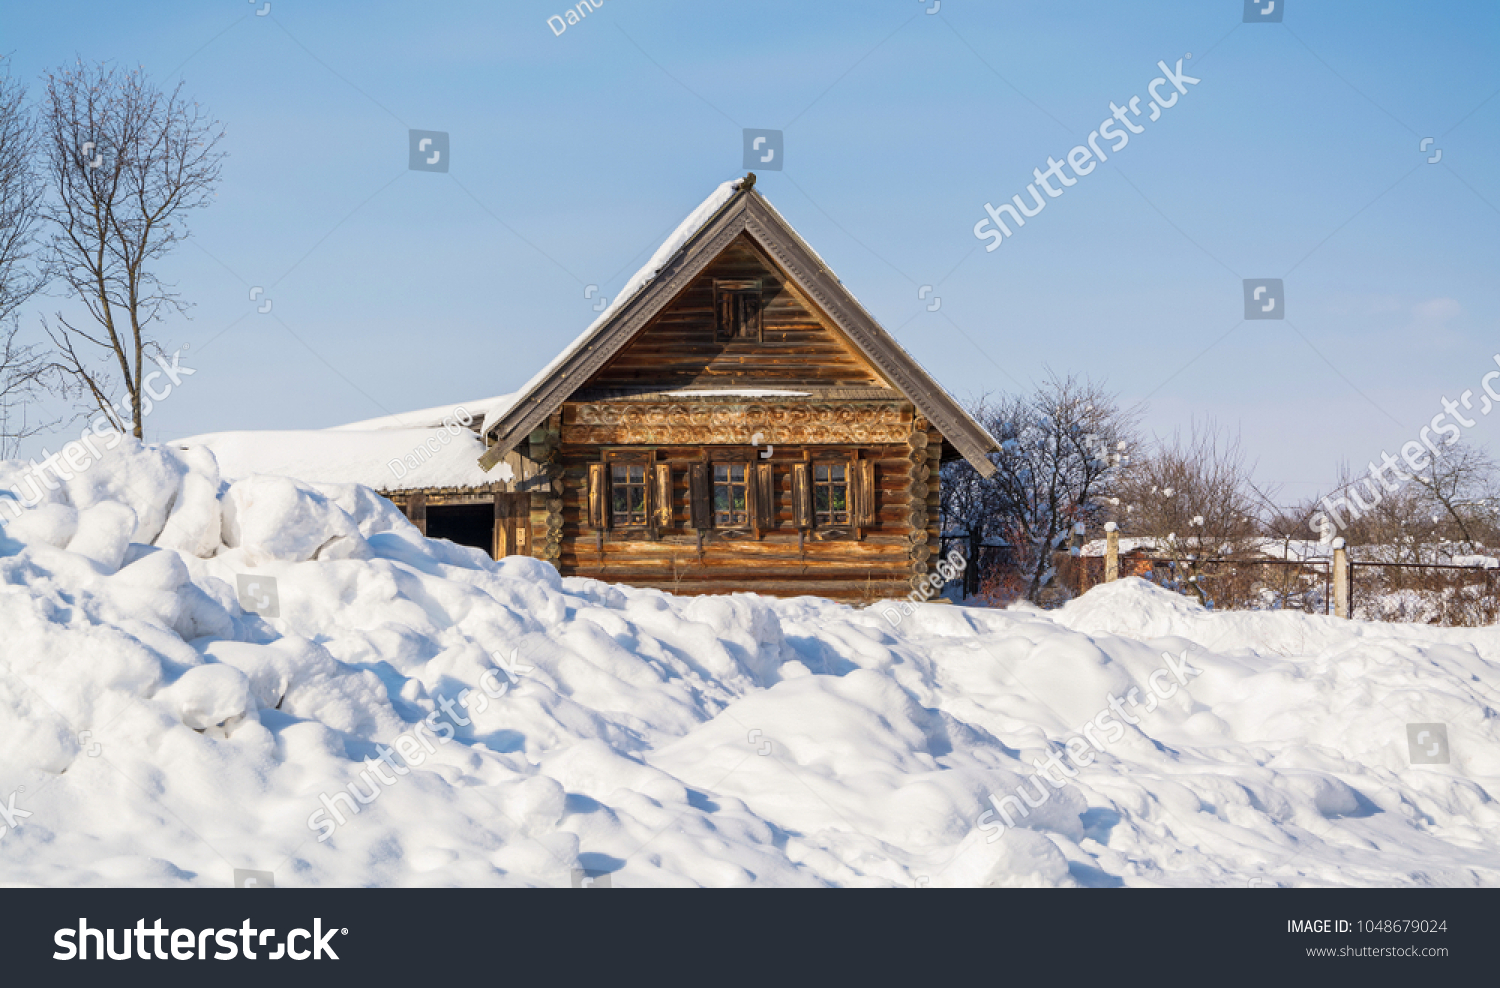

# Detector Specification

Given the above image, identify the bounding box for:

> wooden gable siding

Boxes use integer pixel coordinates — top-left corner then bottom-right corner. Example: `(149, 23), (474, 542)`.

(585, 234), (890, 392)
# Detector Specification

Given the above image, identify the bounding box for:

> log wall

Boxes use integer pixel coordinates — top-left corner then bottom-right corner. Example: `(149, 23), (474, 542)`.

(550, 403), (942, 601)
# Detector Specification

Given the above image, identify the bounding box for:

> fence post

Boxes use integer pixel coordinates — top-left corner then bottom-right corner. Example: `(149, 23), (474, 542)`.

(1104, 522), (1119, 583)
(1332, 538), (1350, 619)
(1072, 522), (1087, 594)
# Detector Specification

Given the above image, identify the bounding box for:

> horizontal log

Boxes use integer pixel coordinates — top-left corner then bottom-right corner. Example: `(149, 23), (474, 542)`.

(562, 540), (909, 559)
(562, 567), (915, 585)
(589, 580), (911, 600)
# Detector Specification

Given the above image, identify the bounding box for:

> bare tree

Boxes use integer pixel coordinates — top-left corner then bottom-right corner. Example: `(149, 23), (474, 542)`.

(938, 424), (1000, 598)
(948, 375), (1138, 604)
(38, 61), (224, 437)
(1404, 443), (1498, 556)
(1323, 461), (1430, 563)
(1332, 443), (1500, 562)
(1115, 421), (1262, 605)
(0, 325), (44, 458)
(0, 65), (47, 456)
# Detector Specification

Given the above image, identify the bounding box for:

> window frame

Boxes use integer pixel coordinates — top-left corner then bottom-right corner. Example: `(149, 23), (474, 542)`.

(609, 460), (649, 529)
(790, 449), (873, 538)
(600, 449), (659, 536)
(811, 460), (852, 528)
(712, 460), (752, 528)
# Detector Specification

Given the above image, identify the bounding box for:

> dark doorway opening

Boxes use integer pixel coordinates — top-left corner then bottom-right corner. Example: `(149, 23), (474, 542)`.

(425, 504), (494, 556)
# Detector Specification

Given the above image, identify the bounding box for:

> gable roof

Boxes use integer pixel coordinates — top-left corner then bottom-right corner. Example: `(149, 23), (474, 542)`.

(479, 176), (999, 477)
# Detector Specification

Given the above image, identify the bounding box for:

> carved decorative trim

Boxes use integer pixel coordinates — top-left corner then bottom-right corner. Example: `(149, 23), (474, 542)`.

(540, 494), (564, 565)
(565, 401), (910, 446)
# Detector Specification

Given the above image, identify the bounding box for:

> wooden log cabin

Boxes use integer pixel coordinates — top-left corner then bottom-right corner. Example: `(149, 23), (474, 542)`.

(471, 174), (1000, 602)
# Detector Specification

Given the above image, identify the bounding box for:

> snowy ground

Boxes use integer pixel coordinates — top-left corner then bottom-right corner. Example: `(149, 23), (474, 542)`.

(1, 441), (1497, 887)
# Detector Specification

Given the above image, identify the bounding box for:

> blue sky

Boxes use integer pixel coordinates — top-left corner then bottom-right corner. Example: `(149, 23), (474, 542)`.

(4, 0), (1498, 502)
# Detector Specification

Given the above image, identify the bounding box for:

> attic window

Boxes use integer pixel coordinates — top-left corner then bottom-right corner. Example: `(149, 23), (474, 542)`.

(715, 279), (762, 342)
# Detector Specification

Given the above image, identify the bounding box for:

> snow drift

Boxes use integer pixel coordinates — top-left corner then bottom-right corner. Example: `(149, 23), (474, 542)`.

(1, 440), (1498, 887)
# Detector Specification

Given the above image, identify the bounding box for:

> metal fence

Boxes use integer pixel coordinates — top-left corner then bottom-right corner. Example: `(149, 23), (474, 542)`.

(1348, 560), (1500, 626)
(940, 538), (1498, 626)
(1071, 555), (1333, 615)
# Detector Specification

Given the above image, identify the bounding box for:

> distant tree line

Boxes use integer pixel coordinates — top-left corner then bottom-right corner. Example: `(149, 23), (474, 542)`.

(942, 377), (1500, 607)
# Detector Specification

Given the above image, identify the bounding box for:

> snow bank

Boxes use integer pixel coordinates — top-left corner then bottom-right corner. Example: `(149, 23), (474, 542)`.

(1, 442), (1498, 887)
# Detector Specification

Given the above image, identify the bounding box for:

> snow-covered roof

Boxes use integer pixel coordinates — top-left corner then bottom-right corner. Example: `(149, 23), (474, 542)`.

(478, 176), (1003, 475)
(175, 393), (526, 493)
(179, 426), (511, 493)
(179, 178), (1000, 493)
(330, 393), (519, 433)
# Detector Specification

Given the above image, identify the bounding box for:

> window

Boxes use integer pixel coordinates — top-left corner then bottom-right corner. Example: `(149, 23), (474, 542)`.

(611, 463), (647, 526)
(715, 280), (762, 341)
(813, 463), (849, 526)
(714, 463), (749, 526)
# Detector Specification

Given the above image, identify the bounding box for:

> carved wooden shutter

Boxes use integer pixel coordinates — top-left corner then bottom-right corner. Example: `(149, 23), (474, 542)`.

(740, 293), (763, 341)
(689, 463), (711, 530)
(641, 461), (656, 538)
(715, 290), (735, 340)
(587, 462), (609, 529)
(852, 459), (876, 528)
(791, 463), (812, 529)
(654, 465), (673, 531)
(752, 462), (775, 530)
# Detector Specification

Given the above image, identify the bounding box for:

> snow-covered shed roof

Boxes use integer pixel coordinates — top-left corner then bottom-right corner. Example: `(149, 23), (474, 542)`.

(179, 395), (520, 493)
(330, 393), (519, 433)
